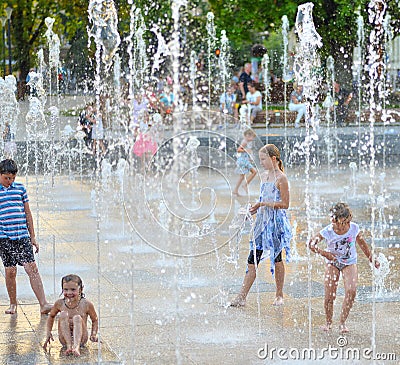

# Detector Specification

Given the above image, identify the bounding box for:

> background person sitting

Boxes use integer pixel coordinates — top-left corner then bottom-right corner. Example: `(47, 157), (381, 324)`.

(288, 83), (306, 128)
(219, 85), (237, 118)
(242, 82), (262, 124)
(334, 81), (353, 126)
(159, 87), (174, 117)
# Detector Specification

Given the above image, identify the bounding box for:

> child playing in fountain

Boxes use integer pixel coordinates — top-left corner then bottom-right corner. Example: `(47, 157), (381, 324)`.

(232, 129), (257, 196)
(0, 159), (53, 315)
(308, 202), (380, 333)
(43, 274), (98, 356)
(231, 144), (292, 307)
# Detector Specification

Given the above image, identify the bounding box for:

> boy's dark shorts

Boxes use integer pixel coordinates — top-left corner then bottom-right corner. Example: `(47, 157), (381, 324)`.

(0, 237), (35, 267)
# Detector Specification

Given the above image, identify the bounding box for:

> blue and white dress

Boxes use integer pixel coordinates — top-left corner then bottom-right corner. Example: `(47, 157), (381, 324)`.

(235, 140), (255, 175)
(251, 179), (292, 274)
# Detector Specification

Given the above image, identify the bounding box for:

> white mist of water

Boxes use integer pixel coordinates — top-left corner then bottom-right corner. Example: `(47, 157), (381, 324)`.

(88, 1), (121, 361)
(366, 0), (388, 358)
(45, 17), (60, 75)
(206, 11), (216, 113)
(88, 0), (121, 72)
(0, 75), (19, 141)
(323, 55), (336, 171)
(261, 53), (270, 138)
(294, 2), (322, 347)
(374, 252), (390, 297)
(356, 15), (365, 169)
(281, 15), (290, 157)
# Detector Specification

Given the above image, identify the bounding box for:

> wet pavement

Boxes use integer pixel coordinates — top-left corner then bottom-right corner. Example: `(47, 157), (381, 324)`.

(0, 97), (399, 364)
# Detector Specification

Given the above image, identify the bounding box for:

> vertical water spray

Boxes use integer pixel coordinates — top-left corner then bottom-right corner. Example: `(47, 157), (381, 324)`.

(48, 106), (59, 190)
(112, 53), (121, 134)
(206, 12), (216, 113)
(204, 11), (218, 230)
(366, 0), (387, 358)
(45, 17), (60, 100)
(88, 0), (121, 361)
(323, 55), (336, 171)
(126, 6), (149, 137)
(293, 2), (322, 346)
(262, 53), (270, 140)
(189, 50), (198, 121)
(218, 30), (230, 173)
(170, 3), (187, 363)
(281, 15), (290, 156)
(0, 75), (19, 157)
(26, 71), (46, 238)
(356, 15), (365, 169)
(37, 49), (45, 76)
(382, 13), (393, 171)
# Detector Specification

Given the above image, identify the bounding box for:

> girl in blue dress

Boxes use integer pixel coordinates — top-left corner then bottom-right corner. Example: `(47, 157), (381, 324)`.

(231, 144), (292, 307)
(232, 129), (257, 196)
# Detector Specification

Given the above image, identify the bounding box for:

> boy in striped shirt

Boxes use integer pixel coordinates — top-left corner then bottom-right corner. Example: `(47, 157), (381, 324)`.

(0, 159), (52, 315)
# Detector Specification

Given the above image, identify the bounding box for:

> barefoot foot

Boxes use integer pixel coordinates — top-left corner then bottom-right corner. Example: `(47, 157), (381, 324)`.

(5, 304), (17, 314)
(321, 324), (332, 332)
(230, 297), (246, 307)
(339, 324), (349, 334)
(40, 303), (53, 314)
(273, 296), (284, 306)
(72, 346), (81, 357)
(65, 348), (73, 356)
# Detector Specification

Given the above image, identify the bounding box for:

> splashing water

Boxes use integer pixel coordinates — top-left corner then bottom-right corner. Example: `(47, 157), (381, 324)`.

(374, 252), (390, 298)
(349, 161), (357, 197)
(151, 24), (170, 74)
(45, 17), (60, 70)
(293, 2), (322, 99)
(294, 2), (322, 347)
(0, 75), (19, 134)
(261, 53), (270, 135)
(88, 0), (121, 71)
(26, 72), (47, 138)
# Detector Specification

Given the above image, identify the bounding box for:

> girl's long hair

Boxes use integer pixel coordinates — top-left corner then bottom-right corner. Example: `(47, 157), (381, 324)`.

(259, 144), (284, 172)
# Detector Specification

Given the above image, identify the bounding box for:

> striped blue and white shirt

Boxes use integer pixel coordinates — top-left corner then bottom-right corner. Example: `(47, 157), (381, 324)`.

(0, 182), (30, 240)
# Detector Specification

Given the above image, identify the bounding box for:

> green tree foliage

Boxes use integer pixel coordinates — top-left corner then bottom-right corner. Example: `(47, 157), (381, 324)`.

(3, 0), (399, 90)
(208, 0), (400, 85)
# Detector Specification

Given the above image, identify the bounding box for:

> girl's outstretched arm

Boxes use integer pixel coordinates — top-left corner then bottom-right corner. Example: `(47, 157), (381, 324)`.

(308, 233), (323, 252)
(356, 232), (380, 268)
(308, 233), (336, 261)
(43, 301), (61, 351)
(88, 301), (99, 342)
(237, 139), (247, 153)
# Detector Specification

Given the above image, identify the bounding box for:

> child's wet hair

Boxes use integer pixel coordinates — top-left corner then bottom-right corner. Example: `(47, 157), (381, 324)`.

(259, 144), (284, 172)
(0, 159), (18, 175)
(61, 274), (85, 298)
(244, 129), (256, 138)
(330, 202), (353, 222)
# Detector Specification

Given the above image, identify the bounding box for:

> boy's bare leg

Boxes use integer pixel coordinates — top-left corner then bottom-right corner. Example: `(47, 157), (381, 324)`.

(58, 311), (73, 354)
(273, 261), (285, 306)
(231, 264), (256, 307)
(323, 264), (340, 331)
(23, 261), (52, 314)
(5, 266), (17, 314)
(339, 264), (358, 333)
(233, 175), (245, 195)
